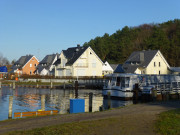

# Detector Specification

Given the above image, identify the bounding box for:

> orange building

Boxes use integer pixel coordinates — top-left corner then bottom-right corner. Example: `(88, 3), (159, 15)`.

(10, 55), (39, 75)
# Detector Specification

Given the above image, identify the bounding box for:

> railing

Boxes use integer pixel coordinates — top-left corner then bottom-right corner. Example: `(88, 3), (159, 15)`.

(56, 65), (66, 69)
(75, 63), (88, 67)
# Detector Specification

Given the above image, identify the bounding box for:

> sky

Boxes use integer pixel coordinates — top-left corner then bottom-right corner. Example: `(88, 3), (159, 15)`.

(0, 0), (180, 62)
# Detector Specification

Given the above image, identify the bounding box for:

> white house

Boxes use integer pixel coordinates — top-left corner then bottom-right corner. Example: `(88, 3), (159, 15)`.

(102, 61), (114, 75)
(36, 54), (59, 75)
(122, 50), (170, 74)
(54, 45), (103, 77)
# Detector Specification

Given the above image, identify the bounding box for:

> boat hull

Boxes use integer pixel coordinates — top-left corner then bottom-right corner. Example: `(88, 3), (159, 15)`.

(103, 89), (134, 100)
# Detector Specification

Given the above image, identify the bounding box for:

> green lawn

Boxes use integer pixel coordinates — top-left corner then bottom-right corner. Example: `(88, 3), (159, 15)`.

(4, 118), (120, 135)
(155, 108), (180, 135)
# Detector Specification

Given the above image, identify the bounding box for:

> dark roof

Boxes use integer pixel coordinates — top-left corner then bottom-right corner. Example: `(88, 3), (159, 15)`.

(110, 64), (119, 71)
(122, 50), (158, 73)
(39, 54), (58, 65)
(169, 67), (180, 72)
(11, 55), (34, 70)
(114, 64), (125, 73)
(53, 58), (61, 66)
(63, 46), (89, 65)
(37, 54), (58, 72)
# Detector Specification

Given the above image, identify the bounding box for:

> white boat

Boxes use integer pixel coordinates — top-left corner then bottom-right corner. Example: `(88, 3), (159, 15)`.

(103, 73), (140, 100)
(103, 73), (180, 100)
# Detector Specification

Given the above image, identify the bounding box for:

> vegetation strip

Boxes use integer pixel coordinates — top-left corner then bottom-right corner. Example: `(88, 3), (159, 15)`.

(155, 108), (180, 135)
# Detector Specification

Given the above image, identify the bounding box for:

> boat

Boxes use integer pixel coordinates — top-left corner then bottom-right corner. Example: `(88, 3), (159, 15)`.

(103, 73), (180, 100)
(103, 73), (140, 100)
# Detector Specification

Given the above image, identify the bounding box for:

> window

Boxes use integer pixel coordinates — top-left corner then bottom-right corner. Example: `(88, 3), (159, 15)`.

(34, 64), (37, 67)
(159, 70), (160, 75)
(159, 62), (160, 67)
(90, 52), (92, 55)
(154, 62), (156, 67)
(116, 77), (120, 86)
(92, 59), (96, 68)
(30, 64), (32, 67)
(30, 71), (32, 75)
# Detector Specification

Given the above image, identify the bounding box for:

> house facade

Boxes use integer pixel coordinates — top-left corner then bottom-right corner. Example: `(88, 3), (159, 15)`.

(102, 61), (114, 76)
(11, 55), (39, 75)
(122, 50), (170, 75)
(36, 54), (59, 76)
(54, 45), (103, 77)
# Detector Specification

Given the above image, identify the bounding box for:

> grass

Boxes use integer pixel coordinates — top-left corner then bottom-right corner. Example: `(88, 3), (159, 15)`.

(4, 118), (121, 135)
(155, 108), (180, 135)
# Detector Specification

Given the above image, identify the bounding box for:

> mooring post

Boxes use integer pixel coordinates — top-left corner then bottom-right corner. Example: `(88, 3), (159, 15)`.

(41, 95), (45, 111)
(13, 81), (15, 90)
(89, 92), (93, 112)
(75, 81), (78, 98)
(63, 82), (65, 90)
(50, 81), (53, 89)
(152, 88), (157, 101)
(107, 92), (111, 109)
(8, 96), (13, 119)
(133, 83), (139, 104)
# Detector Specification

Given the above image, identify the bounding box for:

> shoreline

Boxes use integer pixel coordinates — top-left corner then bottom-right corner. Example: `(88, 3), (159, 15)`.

(0, 100), (180, 134)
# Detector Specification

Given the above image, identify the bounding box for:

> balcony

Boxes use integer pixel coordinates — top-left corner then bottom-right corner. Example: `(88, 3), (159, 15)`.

(75, 63), (88, 68)
(56, 65), (66, 69)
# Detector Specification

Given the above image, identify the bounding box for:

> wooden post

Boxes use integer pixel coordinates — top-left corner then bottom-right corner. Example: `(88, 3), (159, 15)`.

(152, 89), (157, 101)
(41, 95), (45, 111)
(8, 96), (13, 119)
(107, 92), (111, 109)
(13, 82), (15, 90)
(75, 81), (78, 98)
(89, 92), (93, 112)
(133, 83), (139, 103)
(63, 82), (65, 90)
(0, 89), (2, 98)
(50, 81), (53, 89)
(36, 83), (39, 89)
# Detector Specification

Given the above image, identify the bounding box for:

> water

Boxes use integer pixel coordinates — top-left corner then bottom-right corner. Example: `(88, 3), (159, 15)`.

(0, 86), (133, 121)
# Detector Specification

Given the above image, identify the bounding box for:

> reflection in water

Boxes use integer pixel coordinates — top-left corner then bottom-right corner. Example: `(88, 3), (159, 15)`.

(0, 86), (133, 121)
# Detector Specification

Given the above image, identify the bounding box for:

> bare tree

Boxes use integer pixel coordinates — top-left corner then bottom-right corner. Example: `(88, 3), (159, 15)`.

(0, 52), (10, 66)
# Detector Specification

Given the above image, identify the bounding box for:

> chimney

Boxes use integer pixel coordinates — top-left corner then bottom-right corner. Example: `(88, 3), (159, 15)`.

(140, 52), (144, 62)
(77, 44), (80, 47)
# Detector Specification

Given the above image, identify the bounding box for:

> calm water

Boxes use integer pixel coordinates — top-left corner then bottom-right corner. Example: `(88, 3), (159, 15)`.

(0, 86), (133, 121)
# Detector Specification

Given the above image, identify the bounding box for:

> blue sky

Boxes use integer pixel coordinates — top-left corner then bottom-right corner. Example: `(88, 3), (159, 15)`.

(0, 0), (180, 62)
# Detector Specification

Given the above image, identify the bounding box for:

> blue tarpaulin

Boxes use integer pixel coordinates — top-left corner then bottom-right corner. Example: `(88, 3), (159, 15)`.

(0, 66), (7, 72)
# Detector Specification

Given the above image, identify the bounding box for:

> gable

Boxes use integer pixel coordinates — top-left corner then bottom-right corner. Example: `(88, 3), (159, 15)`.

(102, 61), (113, 71)
(64, 46), (103, 66)
(22, 56), (39, 69)
(86, 47), (104, 64)
(146, 50), (170, 68)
